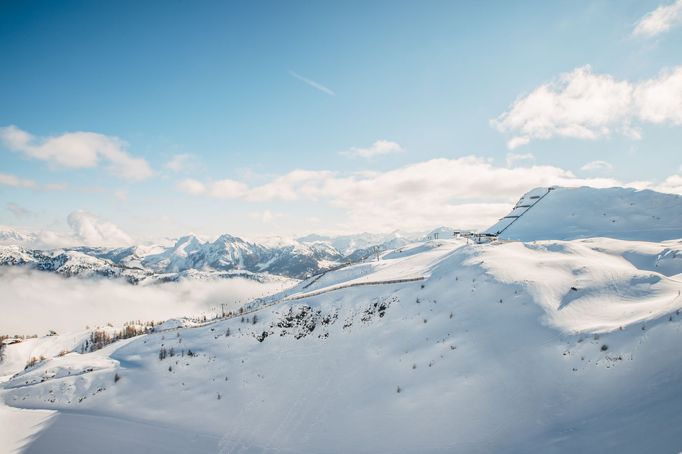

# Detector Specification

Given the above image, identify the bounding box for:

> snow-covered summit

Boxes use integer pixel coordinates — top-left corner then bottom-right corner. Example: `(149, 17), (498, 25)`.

(486, 186), (682, 242)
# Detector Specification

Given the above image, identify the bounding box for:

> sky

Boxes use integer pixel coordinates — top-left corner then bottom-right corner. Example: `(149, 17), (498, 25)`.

(1, 0), (682, 246)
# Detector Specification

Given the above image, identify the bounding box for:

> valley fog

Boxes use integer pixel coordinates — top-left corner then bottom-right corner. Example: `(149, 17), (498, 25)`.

(0, 268), (291, 335)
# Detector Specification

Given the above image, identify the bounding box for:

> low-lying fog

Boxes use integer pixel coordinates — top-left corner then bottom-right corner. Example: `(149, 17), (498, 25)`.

(0, 268), (293, 336)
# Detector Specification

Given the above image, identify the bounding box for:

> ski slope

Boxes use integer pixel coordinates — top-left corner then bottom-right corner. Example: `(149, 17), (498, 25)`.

(3, 234), (682, 453)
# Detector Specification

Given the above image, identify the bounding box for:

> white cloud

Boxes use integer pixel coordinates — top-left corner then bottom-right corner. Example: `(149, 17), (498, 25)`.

(177, 178), (207, 195)
(633, 0), (682, 37)
(164, 153), (199, 173)
(634, 67), (682, 124)
(289, 70), (335, 96)
(0, 172), (37, 188)
(114, 189), (128, 201)
(177, 178), (249, 199)
(6, 202), (33, 218)
(506, 137), (530, 150)
(493, 65), (682, 148)
(177, 156), (632, 232)
(248, 210), (281, 223)
(0, 172), (68, 192)
(340, 140), (405, 159)
(43, 182), (68, 191)
(0, 125), (154, 181)
(581, 160), (614, 172)
(506, 152), (535, 167)
(66, 210), (133, 247)
(178, 171), (333, 202)
(654, 174), (682, 194)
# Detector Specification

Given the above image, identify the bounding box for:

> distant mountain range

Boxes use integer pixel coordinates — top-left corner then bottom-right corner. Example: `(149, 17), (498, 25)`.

(0, 228), (452, 283)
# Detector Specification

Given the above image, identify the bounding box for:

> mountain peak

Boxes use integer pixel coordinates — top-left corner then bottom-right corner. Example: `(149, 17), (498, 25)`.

(487, 186), (682, 242)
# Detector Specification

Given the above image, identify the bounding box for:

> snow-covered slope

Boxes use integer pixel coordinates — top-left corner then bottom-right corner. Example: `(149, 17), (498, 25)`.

(5, 187), (682, 453)
(0, 246), (152, 283)
(487, 186), (682, 242)
(4, 235), (682, 453)
(298, 231), (415, 256)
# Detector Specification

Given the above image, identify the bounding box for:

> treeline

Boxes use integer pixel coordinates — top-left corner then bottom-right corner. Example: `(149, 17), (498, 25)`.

(80, 321), (156, 353)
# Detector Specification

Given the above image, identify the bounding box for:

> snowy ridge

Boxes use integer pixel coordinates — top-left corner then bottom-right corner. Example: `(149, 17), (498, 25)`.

(0, 229), (445, 282)
(487, 186), (682, 242)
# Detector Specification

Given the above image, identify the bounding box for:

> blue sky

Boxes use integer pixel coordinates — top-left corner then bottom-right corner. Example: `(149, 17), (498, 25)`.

(1, 0), (682, 244)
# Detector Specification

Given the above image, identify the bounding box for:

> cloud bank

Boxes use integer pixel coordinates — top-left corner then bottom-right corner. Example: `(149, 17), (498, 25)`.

(177, 156), (652, 232)
(0, 268), (290, 335)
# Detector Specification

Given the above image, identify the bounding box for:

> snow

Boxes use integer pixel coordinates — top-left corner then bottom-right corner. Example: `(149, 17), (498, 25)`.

(0, 397), (54, 454)
(477, 238), (682, 332)
(4, 186), (682, 452)
(5, 235), (682, 452)
(487, 186), (682, 242)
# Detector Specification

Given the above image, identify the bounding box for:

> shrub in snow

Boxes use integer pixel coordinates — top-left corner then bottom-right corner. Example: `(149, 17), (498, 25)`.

(601, 344), (608, 351)
(114, 372), (121, 383)
(24, 355), (45, 369)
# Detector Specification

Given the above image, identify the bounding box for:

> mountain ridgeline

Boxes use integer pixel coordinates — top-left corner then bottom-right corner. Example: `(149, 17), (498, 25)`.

(0, 231), (418, 283)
